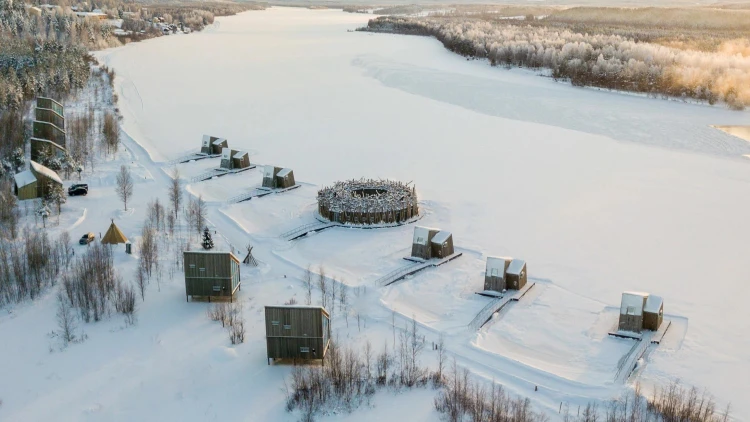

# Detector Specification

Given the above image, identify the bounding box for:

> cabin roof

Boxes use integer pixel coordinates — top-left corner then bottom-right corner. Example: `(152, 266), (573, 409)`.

(620, 292), (648, 316)
(263, 165), (276, 178)
(413, 226), (435, 245)
(30, 160), (62, 185)
(212, 138), (227, 145)
(265, 305), (330, 317)
(183, 250), (239, 263)
(506, 259), (526, 275)
(14, 170), (36, 188)
(431, 230), (452, 245)
(276, 168), (292, 177)
(233, 150), (248, 159)
(644, 295), (663, 313)
(486, 256), (510, 272)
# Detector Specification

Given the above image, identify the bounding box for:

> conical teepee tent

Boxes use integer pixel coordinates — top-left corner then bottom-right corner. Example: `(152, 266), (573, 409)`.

(101, 219), (128, 244)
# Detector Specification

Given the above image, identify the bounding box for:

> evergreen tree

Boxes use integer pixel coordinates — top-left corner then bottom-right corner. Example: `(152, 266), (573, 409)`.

(202, 226), (214, 250)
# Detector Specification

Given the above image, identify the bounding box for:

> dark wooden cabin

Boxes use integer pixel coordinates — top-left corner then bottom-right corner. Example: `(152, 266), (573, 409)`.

(232, 151), (251, 169)
(411, 226), (438, 260)
(275, 168), (295, 188)
(201, 135), (228, 155)
(183, 251), (241, 302)
(643, 295), (664, 331)
(505, 259), (527, 290)
(430, 231), (454, 259)
(484, 256), (510, 292)
(265, 306), (330, 363)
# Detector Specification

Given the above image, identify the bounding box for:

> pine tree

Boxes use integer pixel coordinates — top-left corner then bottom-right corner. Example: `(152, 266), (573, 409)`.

(202, 226), (214, 250)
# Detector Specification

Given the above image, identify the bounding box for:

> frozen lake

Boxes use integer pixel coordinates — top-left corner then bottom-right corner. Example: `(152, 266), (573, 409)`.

(98, 7), (750, 418)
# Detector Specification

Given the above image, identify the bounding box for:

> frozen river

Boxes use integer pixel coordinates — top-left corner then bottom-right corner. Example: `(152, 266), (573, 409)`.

(98, 7), (750, 418)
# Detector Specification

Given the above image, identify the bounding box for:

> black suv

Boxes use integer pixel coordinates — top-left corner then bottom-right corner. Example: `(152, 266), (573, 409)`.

(68, 184), (89, 196)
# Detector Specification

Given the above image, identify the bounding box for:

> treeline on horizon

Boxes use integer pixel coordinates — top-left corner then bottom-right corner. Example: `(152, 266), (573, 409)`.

(359, 6), (750, 109)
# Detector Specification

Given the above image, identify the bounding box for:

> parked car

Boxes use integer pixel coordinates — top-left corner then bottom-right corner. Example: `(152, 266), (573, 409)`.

(68, 184), (88, 196)
(79, 232), (95, 245)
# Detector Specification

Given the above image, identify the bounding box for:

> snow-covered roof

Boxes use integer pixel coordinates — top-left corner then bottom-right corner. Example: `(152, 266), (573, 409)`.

(431, 230), (452, 245)
(221, 148), (231, 159)
(412, 226), (434, 245)
(29, 161), (62, 185)
(13, 170), (36, 188)
(212, 138), (227, 145)
(201, 135), (211, 146)
(486, 256), (509, 277)
(506, 259), (526, 276)
(644, 295), (663, 313)
(620, 292), (648, 316)
(263, 165), (276, 178)
(233, 150), (248, 159)
(277, 168), (292, 177)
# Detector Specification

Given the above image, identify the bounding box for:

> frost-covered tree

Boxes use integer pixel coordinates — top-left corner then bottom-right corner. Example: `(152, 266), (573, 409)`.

(202, 227), (214, 250)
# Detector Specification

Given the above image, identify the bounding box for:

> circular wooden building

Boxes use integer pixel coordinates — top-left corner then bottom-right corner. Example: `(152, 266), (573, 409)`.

(317, 179), (419, 226)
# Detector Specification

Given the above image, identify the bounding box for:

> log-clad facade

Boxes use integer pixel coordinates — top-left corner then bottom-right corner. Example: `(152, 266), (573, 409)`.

(317, 179), (419, 225)
(183, 251), (241, 301)
(265, 306), (330, 362)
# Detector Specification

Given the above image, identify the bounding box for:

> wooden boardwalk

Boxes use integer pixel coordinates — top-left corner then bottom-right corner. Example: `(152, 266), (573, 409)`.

(167, 153), (219, 165)
(228, 184), (300, 204)
(280, 221), (337, 241)
(190, 165), (256, 183)
(376, 252), (463, 287)
(468, 282), (535, 330)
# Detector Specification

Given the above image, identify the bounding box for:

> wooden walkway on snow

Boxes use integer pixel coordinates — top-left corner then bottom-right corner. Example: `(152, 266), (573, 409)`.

(612, 319), (672, 383)
(280, 221), (337, 241)
(375, 253), (463, 287)
(167, 153), (220, 165)
(468, 282), (536, 331)
(190, 165), (256, 183)
(228, 185), (300, 204)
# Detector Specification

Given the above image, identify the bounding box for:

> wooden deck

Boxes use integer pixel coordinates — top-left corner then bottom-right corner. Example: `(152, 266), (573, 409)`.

(468, 282), (535, 330)
(190, 165), (256, 182)
(228, 184), (300, 204)
(376, 252), (464, 287)
(168, 153), (220, 165)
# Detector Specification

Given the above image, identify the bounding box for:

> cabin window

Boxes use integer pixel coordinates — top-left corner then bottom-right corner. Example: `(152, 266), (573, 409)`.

(283, 324), (291, 330)
(199, 268), (206, 273)
(300, 347), (310, 353)
(271, 321), (280, 326)
(189, 264), (196, 269)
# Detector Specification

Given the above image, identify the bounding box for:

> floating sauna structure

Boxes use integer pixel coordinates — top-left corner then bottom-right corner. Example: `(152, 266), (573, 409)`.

(618, 292), (664, 333)
(262, 166), (296, 189)
(200, 135), (228, 155)
(220, 147), (252, 170)
(484, 257), (527, 292)
(265, 305), (330, 363)
(411, 226), (454, 260)
(317, 179), (419, 225)
(183, 251), (241, 302)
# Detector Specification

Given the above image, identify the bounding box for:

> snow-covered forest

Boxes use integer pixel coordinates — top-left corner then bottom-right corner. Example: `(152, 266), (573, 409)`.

(360, 6), (750, 109)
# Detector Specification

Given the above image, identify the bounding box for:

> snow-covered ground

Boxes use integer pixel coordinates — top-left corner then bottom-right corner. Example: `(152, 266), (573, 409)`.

(2, 6), (750, 422)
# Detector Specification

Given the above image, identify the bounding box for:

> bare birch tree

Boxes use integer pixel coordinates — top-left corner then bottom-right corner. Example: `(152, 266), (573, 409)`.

(168, 167), (182, 220)
(115, 165), (134, 211)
